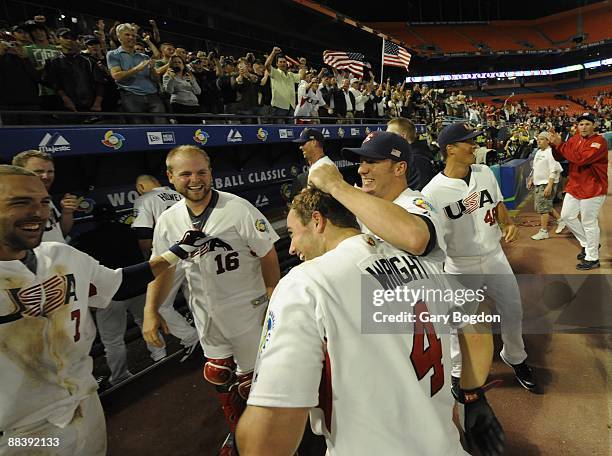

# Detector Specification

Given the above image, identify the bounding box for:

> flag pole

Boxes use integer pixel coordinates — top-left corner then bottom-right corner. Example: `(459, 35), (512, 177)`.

(380, 38), (385, 84)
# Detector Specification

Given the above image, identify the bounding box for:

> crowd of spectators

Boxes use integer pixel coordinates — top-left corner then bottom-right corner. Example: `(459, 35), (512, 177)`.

(0, 15), (611, 128)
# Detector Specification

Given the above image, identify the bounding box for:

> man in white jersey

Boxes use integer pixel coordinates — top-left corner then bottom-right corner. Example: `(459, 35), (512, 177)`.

(142, 145), (281, 456)
(289, 128), (337, 201)
(12, 150), (78, 243)
(131, 174), (199, 361)
(237, 187), (504, 456)
(309, 131), (445, 263)
(0, 165), (210, 455)
(421, 122), (538, 393)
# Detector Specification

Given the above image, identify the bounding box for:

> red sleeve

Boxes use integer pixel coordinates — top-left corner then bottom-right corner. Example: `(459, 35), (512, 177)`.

(555, 135), (606, 166)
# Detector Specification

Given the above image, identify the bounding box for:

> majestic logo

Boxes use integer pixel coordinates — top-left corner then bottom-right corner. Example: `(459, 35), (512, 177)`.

(38, 132), (71, 154)
(255, 219), (268, 232)
(227, 129), (243, 143)
(256, 128), (269, 141)
(101, 130), (125, 150)
(193, 129), (209, 145)
(321, 128), (331, 138)
(147, 131), (176, 145)
(2, 274), (77, 324)
(255, 194), (269, 208)
(337, 127), (345, 138)
(443, 189), (494, 220)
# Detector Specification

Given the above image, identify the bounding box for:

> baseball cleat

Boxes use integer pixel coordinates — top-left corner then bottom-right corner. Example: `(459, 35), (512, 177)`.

(554, 221), (566, 234)
(577, 244), (600, 260)
(500, 353), (538, 393)
(179, 341), (199, 363)
(576, 259), (600, 270)
(531, 229), (549, 240)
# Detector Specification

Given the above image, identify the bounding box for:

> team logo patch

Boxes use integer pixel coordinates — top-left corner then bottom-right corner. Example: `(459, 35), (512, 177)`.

(413, 198), (435, 213)
(101, 130), (125, 150)
(259, 310), (276, 353)
(194, 129), (209, 145)
(255, 218), (268, 232)
(365, 236), (376, 247)
(257, 128), (269, 142)
(591, 142), (601, 149)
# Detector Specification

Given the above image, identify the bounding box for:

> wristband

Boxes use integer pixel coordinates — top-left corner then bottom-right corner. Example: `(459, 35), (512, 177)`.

(453, 379), (503, 404)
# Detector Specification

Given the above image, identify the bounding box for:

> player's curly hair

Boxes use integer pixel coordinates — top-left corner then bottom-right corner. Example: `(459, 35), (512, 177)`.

(290, 186), (359, 230)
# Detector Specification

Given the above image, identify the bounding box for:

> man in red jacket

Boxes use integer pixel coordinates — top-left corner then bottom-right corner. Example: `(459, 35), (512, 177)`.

(549, 112), (608, 270)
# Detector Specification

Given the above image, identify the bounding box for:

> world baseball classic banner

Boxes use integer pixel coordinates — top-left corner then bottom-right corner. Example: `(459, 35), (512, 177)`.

(0, 123), (419, 160)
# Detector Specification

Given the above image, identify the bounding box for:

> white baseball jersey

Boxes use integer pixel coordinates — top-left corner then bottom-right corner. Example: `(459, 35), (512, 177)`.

(132, 186), (183, 230)
(422, 165), (504, 265)
(532, 147), (562, 185)
(309, 155), (336, 173)
(0, 242), (122, 431)
(249, 234), (473, 455)
(151, 190), (279, 338)
(42, 201), (65, 243)
(360, 188), (447, 262)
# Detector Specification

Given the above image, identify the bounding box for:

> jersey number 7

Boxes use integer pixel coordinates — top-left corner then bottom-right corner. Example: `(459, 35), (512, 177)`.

(410, 301), (444, 396)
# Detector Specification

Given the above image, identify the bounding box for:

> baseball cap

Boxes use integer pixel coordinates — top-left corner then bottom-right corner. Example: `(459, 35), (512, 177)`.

(57, 28), (78, 40)
(293, 128), (324, 144)
(10, 24), (27, 33)
(350, 78), (359, 84)
(83, 35), (99, 45)
(576, 112), (596, 123)
(342, 131), (411, 163)
(437, 122), (482, 154)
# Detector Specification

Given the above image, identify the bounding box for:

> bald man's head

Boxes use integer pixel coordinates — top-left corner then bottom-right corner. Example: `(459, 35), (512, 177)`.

(136, 174), (161, 195)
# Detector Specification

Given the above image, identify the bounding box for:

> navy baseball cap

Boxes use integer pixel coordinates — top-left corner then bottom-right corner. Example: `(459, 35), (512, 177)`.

(342, 131), (411, 163)
(576, 112), (596, 123)
(293, 128), (324, 144)
(83, 35), (99, 45)
(437, 122), (482, 154)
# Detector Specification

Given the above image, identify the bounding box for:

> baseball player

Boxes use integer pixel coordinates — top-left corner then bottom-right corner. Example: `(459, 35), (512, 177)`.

(132, 174), (199, 361)
(12, 150), (78, 243)
(0, 165), (209, 455)
(289, 128), (336, 201)
(549, 112), (608, 270)
(142, 145), (280, 455)
(527, 132), (564, 240)
(421, 122), (538, 393)
(308, 131), (446, 263)
(237, 187), (504, 456)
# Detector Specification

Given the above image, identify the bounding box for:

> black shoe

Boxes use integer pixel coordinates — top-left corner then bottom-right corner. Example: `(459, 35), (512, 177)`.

(500, 354), (538, 393)
(577, 244), (601, 260)
(451, 375), (460, 401)
(576, 259), (600, 270)
(179, 341), (199, 363)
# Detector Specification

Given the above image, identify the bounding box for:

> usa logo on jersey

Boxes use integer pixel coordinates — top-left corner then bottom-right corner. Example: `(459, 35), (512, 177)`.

(443, 189), (494, 220)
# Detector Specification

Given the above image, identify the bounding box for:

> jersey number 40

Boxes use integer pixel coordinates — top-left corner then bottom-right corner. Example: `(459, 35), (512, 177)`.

(410, 301), (444, 397)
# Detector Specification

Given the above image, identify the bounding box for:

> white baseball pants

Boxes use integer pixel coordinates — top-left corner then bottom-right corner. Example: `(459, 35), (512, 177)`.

(560, 193), (606, 261)
(446, 246), (528, 377)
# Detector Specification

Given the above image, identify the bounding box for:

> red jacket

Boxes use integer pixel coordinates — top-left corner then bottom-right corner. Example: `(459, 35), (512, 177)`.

(552, 133), (608, 199)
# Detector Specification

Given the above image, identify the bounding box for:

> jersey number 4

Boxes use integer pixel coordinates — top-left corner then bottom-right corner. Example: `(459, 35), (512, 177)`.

(410, 301), (444, 396)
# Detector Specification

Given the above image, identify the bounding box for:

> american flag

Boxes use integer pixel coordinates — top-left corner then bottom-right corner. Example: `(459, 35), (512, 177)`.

(323, 50), (368, 77)
(383, 40), (411, 71)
